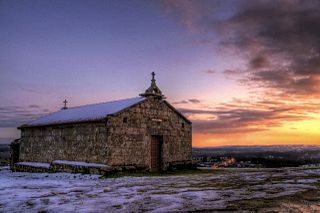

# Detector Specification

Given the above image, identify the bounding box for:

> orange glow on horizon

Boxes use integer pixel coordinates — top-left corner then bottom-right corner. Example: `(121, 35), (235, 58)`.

(192, 120), (320, 147)
(192, 131), (320, 147)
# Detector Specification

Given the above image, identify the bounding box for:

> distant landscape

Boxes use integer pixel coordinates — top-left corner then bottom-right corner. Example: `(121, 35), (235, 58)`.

(0, 144), (10, 166)
(0, 138), (13, 145)
(193, 145), (320, 168)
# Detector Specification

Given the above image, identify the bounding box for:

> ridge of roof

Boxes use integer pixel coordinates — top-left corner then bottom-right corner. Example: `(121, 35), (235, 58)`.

(65, 96), (144, 110)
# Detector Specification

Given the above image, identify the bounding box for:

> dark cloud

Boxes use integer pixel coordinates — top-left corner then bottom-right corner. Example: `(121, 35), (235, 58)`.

(249, 55), (269, 69)
(180, 105), (309, 134)
(172, 100), (189, 104)
(204, 69), (216, 74)
(0, 106), (48, 127)
(173, 99), (201, 105)
(221, 0), (320, 97)
(223, 69), (243, 77)
(28, 105), (40, 108)
(188, 99), (201, 104)
(163, 0), (320, 97)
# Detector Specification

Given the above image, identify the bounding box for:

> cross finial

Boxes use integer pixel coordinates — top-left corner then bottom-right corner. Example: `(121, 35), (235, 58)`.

(151, 72), (155, 80)
(62, 99), (68, 109)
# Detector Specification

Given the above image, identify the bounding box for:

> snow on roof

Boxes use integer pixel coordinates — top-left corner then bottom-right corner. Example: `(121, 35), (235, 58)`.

(23, 97), (145, 127)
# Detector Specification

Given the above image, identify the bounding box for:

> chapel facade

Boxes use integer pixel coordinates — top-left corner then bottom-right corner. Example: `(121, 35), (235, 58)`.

(13, 73), (192, 171)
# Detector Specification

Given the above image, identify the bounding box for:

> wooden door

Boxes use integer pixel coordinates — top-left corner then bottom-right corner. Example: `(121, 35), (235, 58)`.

(151, 136), (162, 172)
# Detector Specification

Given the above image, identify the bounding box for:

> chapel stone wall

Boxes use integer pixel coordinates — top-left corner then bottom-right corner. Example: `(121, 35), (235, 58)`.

(19, 122), (108, 164)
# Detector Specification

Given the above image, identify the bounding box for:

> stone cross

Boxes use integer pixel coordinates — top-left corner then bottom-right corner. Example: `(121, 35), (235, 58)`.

(63, 99), (68, 109)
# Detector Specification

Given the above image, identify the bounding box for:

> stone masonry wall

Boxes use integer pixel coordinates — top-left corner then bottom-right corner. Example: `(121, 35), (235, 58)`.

(19, 122), (108, 164)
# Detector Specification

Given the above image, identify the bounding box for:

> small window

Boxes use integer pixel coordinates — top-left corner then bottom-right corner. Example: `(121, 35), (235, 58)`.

(123, 117), (128, 123)
(182, 123), (185, 128)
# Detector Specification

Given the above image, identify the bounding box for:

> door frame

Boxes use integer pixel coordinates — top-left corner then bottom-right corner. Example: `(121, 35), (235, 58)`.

(150, 135), (163, 172)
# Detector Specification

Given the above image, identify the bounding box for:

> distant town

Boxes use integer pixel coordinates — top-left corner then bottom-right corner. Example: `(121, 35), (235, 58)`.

(193, 145), (320, 169)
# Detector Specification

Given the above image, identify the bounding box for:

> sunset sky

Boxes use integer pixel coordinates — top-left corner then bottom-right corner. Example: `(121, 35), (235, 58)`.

(1, 0), (320, 146)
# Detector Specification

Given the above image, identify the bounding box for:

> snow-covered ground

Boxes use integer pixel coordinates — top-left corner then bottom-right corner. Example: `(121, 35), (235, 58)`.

(1, 166), (320, 212)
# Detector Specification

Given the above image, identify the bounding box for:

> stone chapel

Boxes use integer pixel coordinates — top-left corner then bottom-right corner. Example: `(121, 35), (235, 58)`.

(12, 73), (192, 172)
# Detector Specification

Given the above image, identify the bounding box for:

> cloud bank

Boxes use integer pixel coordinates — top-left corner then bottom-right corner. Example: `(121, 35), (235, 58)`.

(0, 105), (48, 127)
(163, 0), (320, 135)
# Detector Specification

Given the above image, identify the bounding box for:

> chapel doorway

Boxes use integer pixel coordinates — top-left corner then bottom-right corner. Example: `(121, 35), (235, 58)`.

(150, 135), (162, 172)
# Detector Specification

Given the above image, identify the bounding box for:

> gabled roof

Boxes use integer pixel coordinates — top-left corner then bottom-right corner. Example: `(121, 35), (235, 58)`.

(20, 97), (145, 128)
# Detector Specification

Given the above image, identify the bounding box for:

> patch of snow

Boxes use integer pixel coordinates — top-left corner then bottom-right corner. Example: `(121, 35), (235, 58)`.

(53, 160), (110, 168)
(25, 96), (145, 127)
(16, 162), (50, 168)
